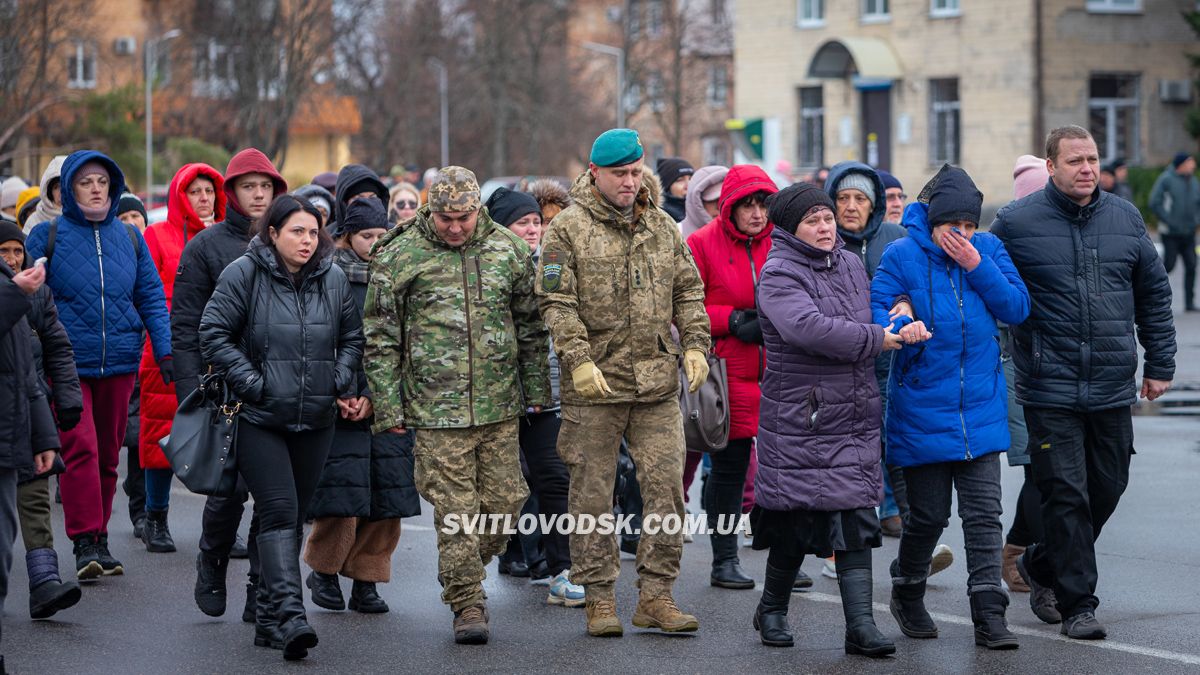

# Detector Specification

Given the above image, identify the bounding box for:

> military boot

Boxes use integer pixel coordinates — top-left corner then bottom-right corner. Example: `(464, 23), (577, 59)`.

(453, 604), (489, 645)
(632, 593), (699, 633)
(585, 597), (623, 637)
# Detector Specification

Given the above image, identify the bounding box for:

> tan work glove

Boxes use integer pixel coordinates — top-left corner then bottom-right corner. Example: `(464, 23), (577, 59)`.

(571, 361), (614, 399)
(683, 349), (709, 394)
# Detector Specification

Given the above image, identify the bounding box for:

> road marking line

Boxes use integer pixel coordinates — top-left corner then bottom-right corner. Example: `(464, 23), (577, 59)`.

(800, 591), (1200, 666)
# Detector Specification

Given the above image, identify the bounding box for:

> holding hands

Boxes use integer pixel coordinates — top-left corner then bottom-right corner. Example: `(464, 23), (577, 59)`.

(898, 320), (933, 345)
(337, 396), (374, 421)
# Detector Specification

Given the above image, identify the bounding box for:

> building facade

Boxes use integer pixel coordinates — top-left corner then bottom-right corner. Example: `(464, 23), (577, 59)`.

(735, 0), (1195, 208)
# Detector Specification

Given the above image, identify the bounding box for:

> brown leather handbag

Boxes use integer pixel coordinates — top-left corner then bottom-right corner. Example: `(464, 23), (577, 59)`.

(679, 352), (730, 453)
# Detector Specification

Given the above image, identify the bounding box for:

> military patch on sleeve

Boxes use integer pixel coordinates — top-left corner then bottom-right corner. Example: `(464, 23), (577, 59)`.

(542, 249), (564, 291)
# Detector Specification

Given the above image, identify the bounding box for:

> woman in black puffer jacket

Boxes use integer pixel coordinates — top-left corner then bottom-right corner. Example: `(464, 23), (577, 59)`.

(200, 195), (364, 661)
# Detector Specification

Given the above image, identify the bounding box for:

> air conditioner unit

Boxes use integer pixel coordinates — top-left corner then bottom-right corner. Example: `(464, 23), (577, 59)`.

(1159, 79), (1193, 104)
(113, 37), (137, 56)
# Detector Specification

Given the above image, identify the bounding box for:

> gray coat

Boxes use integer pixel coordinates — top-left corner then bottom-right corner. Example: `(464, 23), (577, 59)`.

(1149, 168), (1200, 237)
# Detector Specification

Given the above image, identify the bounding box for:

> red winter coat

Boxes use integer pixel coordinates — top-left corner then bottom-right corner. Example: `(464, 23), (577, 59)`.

(138, 163), (227, 468)
(686, 165), (778, 440)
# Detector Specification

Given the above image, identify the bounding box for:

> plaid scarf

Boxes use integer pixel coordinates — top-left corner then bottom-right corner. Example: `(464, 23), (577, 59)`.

(334, 247), (370, 285)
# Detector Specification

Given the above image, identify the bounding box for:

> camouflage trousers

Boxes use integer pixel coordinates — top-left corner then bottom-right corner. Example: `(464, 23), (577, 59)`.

(414, 419), (526, 612)
(557, 399), (686, 600)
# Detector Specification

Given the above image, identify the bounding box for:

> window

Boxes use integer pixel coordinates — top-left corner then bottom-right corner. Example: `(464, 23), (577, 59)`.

(623, 80), (642, 114)
(931, 0), (960, 17)
(67, 40), (96, 89)
(1089, 73), (1140, 163)
(647, 71), (665, 112)
(798, 86), (825, 168)
(711, 0), (727, 25)
(702, 134), (730, 166)
(862, 0), (890, 22)
(707, 65), (728, 107)
(1086, 0), (1141, 13)
(628, 0), (643, 39)
(929, 78), (960, 165)
(193, 39), (236, 98)
(647, 0), (664, 37)
(798, 0), (825, 27)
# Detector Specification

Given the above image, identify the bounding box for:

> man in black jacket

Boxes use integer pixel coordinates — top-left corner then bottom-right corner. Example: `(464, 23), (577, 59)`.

(172, 148), (286, 621)
(991, 125), (1176, 641)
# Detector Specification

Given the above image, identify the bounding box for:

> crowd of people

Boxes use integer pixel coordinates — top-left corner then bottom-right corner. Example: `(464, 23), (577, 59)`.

(0, 122), (1182, 667)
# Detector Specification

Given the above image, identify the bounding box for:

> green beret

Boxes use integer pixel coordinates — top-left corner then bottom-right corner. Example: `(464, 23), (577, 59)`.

(590, 128), (644, 167)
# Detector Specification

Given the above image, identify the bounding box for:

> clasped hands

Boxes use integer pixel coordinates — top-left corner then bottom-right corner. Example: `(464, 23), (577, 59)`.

(883, 300), (933, 351)
(337, 396), (373, 421)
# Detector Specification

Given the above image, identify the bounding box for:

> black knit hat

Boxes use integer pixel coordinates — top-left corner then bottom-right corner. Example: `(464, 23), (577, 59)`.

(656, 157), (694, 191)
(766, 182), (835, 231)
(485, 187), (541, 227)
(341, 197), (390, 234)
(117, 192), (147, 221)
(0, 218), (24, 245)
(921, 164), (983, 227)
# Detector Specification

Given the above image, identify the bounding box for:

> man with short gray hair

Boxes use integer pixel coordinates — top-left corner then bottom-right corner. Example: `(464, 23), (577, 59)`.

(990, 125), (1176, 640)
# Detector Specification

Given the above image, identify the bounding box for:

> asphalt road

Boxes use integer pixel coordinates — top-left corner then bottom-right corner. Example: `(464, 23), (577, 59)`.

(4, 276), (1199, 675)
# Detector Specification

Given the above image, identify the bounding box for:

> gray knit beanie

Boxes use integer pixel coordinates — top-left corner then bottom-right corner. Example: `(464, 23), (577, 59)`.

(835, 172), (875, 208)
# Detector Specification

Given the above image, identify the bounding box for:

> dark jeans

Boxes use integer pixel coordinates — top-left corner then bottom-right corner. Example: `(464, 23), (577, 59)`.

(237, 421), (334, 534)
(704, 437), (752, 558)
(886, 463), (909, 521)
(1005, 465), (1044, 548)
(521, 411), (571, 576)
(1023, 406), (1133, 618)
(894, 453), (1004, 596)
(1162, 232), (1197, 307)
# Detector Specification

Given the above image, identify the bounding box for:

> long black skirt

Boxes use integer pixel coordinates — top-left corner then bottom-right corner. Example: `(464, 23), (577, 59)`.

(749, 506), (882, 559)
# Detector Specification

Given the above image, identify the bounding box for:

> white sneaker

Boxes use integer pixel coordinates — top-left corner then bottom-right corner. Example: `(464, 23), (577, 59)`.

(930, 544), (954, 576)
(547, 570), (585, 607)
(821, 557), (837, 579)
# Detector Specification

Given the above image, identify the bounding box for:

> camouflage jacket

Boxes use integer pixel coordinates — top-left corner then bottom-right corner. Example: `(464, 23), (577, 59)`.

(537, 172), (710, 406)
(363, 205), (551, 431)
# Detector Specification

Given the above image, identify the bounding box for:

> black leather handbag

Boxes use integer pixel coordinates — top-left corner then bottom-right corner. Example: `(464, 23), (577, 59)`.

(159, 371), (241, 497)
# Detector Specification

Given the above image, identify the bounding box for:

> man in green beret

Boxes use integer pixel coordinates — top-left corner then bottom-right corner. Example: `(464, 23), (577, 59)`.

(363, 166), (551, 645)
(536, 129), (712, 637)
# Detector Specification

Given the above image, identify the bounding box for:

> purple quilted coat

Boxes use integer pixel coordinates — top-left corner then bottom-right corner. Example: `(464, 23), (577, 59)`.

(755, 226), (886, 512)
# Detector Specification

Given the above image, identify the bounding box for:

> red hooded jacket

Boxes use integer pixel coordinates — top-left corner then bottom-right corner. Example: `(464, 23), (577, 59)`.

(686, 165), (778, 439)
(138, 163), (226, 468)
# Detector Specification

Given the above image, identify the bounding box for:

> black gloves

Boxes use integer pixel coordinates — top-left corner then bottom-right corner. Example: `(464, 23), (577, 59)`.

(728, 309), (763, 345)
(158, 356), (175, 386)
(56, 406), (83, 432)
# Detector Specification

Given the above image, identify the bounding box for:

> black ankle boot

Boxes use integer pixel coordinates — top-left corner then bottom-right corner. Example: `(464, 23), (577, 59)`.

(349, 581), (390, 614)
(971, 590), (1019, 649)
(752, 563), (795, 647)
(194, 552), (228, 617)
(142, 509), (176, 553)
(259, 529), (318, 660)
(839, 567), (896, 657)
(306, 570), (346, 611)
(890, 579), (938, 639)
(710, 534), (755, 589)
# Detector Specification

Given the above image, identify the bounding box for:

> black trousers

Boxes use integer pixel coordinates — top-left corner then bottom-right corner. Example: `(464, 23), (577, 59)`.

(1005, 465), (1044, 548)
(236, 421), (334, 534)
(1023, 406), (1133, 618)
(1162, 233), (1197, 307)
(520, 411), (572, 576)
(200, 480), (251, 556)
(704, 438), (752, 553)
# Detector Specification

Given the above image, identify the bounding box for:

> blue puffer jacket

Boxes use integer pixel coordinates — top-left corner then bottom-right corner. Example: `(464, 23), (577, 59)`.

(870, 202), (1030, 467)
(25, 151), (171, 378)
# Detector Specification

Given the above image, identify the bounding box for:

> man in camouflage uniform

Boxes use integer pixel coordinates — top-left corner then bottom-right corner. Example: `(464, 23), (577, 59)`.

(537, 129), (711, 637)
(363, 166), (550, 645)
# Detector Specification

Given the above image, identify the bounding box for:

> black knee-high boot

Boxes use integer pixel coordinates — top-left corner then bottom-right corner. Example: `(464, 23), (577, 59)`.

(753, 563), (796, 647)
(257, 529), (318, 660)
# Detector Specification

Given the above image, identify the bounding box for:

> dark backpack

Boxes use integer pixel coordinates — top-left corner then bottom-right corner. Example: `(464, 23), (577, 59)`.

(43, 219), (141, 265)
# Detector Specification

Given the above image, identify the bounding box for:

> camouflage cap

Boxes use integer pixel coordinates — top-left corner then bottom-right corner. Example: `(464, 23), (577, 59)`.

(427, 166), (481, 213)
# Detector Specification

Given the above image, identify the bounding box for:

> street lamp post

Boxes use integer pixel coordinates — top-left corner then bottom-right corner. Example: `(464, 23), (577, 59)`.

(582, 41), (625, 129)
(428, 58), (449, 168)
(145, 29), (182, 203)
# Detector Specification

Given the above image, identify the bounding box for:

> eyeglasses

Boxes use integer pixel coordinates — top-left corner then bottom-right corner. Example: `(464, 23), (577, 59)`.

(394, 200), (418, 209)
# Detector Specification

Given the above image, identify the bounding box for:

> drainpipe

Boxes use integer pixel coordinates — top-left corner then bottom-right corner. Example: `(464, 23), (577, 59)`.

(1033, 0), (1045, 153)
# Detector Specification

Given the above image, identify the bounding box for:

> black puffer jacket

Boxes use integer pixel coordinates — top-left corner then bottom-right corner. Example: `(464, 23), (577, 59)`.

(199, 237), (365, 432)
(22, 282), (78, 483)
(991, 180), (1176, 411)
(331, 165), (388, 238)
(308, 247), (420, 521)
(1, 266), (58, 472)
(172, 207), (255, 397)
